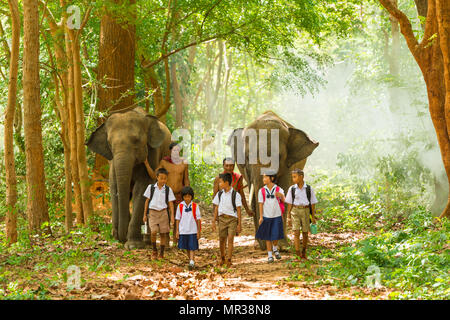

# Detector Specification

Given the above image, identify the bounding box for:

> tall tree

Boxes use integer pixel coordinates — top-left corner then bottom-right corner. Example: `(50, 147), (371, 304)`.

(95, 0), (136, 176)
(22, 0), (50, 233)
(379, 0), (450, 218)
(5, 0), (20, 244)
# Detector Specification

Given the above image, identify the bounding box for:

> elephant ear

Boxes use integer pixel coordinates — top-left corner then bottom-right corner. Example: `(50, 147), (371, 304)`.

(146, 115), (165, 149)
(286, 128), (319, 168)
(86, 123), (113, 160)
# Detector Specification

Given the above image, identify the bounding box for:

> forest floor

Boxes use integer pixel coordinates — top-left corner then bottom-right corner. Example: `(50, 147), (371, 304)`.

(7, 204), (391, 300)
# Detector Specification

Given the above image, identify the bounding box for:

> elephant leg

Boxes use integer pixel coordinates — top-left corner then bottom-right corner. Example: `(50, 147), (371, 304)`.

(110, 164), (119, 240)
(251, 185), (267, 251)
(125, 180), (147, 249)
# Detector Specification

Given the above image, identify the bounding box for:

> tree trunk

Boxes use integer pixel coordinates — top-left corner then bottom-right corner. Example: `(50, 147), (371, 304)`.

(5, 0), (20, 244)
(379, 0), (450, 219)
(95, 0), (136, 175)
(65, 28), (84, 225)
(23, 0), (50, 233)
(70, 32), (94, 224)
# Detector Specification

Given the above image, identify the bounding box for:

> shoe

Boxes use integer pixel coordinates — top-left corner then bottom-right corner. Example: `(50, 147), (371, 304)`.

(268, 256), (274, 263)
(152, 251), (158, 260)
(274, 250), (281, 260)
(301, 249), (307, 260)
(189, 261), (195, 270)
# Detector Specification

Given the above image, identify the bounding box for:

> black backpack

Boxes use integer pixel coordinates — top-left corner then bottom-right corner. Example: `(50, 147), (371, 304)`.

(218, 189), (237, 213)
(291, 184), (312, 222)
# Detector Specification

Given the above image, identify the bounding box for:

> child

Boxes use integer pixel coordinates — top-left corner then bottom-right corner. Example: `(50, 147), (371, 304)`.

(285, 169), (318, 260)
(143, 167), (176, 260)
(212, 173), (242, 267)
(255, 172), (285, 263)
(175, 186), (201, 270)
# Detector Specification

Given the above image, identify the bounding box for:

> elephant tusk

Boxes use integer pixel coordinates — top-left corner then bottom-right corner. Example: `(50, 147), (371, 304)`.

(249, 183), (254, 207)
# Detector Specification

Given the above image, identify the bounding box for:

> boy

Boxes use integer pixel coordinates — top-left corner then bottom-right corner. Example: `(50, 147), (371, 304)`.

(285, 169), (318, 260)
(213, 157), (254, 217)
(212, 173), (242, 267)
(143, 167), (176, 259)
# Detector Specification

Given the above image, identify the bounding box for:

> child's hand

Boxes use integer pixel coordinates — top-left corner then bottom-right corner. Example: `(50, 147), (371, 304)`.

(287, 217), (292, 228)
(259, 217), (263, 225)
(175, 232), (179, 240)
(197, 232), (201, 240)
(236, 224), (241, 234)
(143, 214), (147, 223)
(275, 192), (283, 198)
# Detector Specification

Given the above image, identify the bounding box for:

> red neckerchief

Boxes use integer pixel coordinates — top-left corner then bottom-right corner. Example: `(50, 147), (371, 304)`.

(163, 156), (173, 164)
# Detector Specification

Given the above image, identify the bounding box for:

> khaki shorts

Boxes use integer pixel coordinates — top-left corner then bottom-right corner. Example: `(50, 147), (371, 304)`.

(149, 209), (170, 234)
(218, 214), (238, 238)
(291, 207), (310, 233)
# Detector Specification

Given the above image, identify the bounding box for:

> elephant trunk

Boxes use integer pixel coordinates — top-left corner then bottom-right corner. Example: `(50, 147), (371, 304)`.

(113, 152), (134, 243)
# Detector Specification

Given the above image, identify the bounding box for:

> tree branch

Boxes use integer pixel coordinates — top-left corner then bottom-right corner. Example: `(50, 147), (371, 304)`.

(379, 0), (420, 57)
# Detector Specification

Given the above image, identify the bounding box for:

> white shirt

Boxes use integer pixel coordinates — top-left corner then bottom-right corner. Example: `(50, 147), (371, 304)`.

(285, 183), (318, 206)
(258, 184), (284, 218)
(143, 183), (176, 210)
(175, 201), (201, 235)
(212, 188), (242, 217)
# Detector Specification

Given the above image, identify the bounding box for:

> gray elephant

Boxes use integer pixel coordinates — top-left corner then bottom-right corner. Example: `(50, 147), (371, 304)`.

(228, 111), (319, 249)
(86, 107), (171, 249)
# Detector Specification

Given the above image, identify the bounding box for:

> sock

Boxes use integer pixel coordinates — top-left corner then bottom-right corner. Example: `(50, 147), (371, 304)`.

(189, 260), (194, 265)
(160, 245), (165, 256)
(152, 242), (157, 251)
(273, 245), (278, 252)
(268, 251), (273, 258)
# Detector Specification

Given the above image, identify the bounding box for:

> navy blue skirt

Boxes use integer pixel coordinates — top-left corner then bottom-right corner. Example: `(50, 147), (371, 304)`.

(178, 234), (199, 251)
(256, 216), (284, 241)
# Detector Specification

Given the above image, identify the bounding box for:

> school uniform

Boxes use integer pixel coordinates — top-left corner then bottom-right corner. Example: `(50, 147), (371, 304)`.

(175, 201), (201, 251)
(255, 185), (285, 241)
(143, 183), (176, 233)
(212, 188), (242, 238)
(285, 182), (318, 232)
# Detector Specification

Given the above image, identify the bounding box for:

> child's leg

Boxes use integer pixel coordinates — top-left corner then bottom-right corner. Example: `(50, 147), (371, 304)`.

(159, 232), (167, 257)
(266, 240), (273, 253)
(188, 250), (194, 262)
(273, 240), (279, 250)
(226, 234), (234, 261)
(302, 232), (309, 257)
(293, 230), (301, 254)
(151, 232), (158, 250)
(219, 237), (227, 263)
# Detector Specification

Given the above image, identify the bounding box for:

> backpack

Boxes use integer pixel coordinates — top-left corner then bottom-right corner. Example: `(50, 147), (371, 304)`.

(291, 184), (312, 222)
(218, 189), (237, 213)
(179, 202), (198, 221)
(261, 186), (285, 215)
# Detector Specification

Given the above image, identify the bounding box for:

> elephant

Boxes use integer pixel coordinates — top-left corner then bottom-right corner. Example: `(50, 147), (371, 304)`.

(228, 110), (319, 250)
(86, 107), (172, 249)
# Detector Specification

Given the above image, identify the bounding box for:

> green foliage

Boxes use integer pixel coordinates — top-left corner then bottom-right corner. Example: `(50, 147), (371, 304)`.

(315, 211), (449, 299)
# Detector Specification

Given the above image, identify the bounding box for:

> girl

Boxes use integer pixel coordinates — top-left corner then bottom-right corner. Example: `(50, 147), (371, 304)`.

(175, 186), (201, 269)
(255, 173), (285, 263)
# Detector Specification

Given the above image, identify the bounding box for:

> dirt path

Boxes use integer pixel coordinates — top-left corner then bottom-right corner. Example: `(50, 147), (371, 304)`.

(67, 204), (391, 300)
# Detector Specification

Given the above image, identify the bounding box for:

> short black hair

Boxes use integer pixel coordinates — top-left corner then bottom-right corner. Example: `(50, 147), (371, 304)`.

(181, 186), (194, 199)
(292, 169), (304, 176)
(169, 142), (179, 150)
(219, 172), (232, 185)
(223, 157), (234, 165)
(264, 173), (277, 183)
(156, 167), (168, 176)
